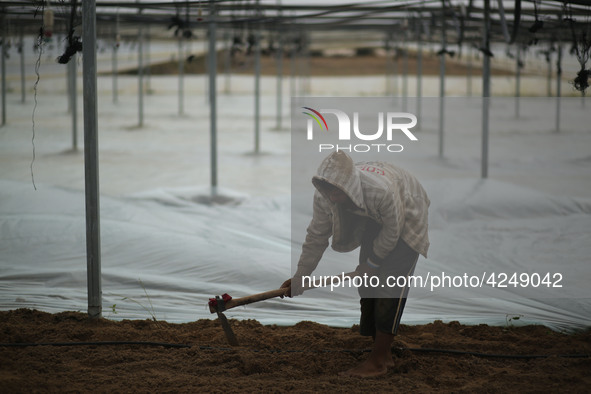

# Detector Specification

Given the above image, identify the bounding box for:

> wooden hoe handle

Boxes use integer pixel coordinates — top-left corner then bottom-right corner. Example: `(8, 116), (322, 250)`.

(208, 288), (288, 314)
(208, 271), (360, 313)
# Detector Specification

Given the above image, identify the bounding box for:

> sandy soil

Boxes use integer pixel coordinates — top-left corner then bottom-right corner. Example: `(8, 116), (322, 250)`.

(115, 50), (516, 77)
(0, 309), (589, 393)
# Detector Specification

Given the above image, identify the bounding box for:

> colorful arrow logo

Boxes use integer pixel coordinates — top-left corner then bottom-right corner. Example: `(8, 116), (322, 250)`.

(302, 107), (328, 131)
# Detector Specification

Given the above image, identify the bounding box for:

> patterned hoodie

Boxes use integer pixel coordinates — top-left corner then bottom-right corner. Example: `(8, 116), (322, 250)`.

(294, 151), (430, 278)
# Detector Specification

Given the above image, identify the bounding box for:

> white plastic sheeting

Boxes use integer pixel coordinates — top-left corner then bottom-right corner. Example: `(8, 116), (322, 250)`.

(1, 176), (590, 331)
(0, 78), (590, 332)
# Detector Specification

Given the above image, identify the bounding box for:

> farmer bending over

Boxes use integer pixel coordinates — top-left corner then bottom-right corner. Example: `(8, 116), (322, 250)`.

(281, 151), (430, 377)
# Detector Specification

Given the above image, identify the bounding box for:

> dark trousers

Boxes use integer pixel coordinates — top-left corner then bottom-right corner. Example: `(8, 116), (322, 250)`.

(358, 220), (419, 336)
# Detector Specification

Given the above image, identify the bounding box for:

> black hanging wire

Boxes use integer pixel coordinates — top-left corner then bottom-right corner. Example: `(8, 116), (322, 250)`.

(57, 0), (82, 64)
(231, 0), (247, 59)
(436, 0), (456, 58)
(186, 0), (195, 38)
(169, 1), (194, 39)
(246, 0), (258, 56)
(168, 2), (183, 37)
(30, 0), (52, 191)
(563, 1), (591, 95)
(446, 0), (463, 52)
(435, 0), (461, 57)
(456, 2), (466, 57)
(510, 0), (522, 44)
(526, 0), (544, 47)
(530, 0), (544, 33)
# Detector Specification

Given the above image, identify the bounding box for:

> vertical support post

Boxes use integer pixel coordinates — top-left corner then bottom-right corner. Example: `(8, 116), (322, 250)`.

(137, 3), (144, 127)
(438, 5), (446, 159)
(275, 27), (284, 131)
(546, 49), (552, 97)
(82, 0), (102, 319)
(1, 11), (6, 127)
(467, 47), (473, 96)
(224, 31), (231, 94)
(402, 34), (408, 112)
(290, 32), (296, 98)
(254, 0), (261, 154)
(146, 24), (151, 94)
(67, 62), (72, 113)
(112, 13), (119, 104)
(555, 43), (562, 133)
(392, 39), (399, 97)
(70, 57), (78, 150)
(481, 0), (491, 179)
(275, 0), (284, 130)
(208, 1), (218, 191)
(20, 24), (26, 104)
(515, 44), (521, 118)
(302, 32), (311, 95)
(178, 36), (184, 116)
(385, 34), (392, 95)
(204, 39), (209, 103)
(416, 19), (423, 127)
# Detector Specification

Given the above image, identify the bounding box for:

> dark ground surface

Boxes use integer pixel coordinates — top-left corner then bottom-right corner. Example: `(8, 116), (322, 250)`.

(1, 309), (590, 393)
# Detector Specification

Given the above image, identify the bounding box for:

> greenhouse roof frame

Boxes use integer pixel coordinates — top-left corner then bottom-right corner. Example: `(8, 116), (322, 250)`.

(0, 0), (589, 48)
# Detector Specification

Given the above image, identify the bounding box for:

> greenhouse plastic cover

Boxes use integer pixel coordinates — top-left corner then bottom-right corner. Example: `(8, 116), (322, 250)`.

(0, 80), (590, 332)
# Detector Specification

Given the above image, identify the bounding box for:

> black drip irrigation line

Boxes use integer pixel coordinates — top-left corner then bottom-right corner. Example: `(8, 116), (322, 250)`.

(0, 341), (190, 349)
(399, 347), (589, 360)
(1, 342), (589, 360)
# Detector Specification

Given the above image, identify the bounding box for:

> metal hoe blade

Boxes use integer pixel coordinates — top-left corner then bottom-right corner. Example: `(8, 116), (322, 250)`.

(214, 296), (239, 346)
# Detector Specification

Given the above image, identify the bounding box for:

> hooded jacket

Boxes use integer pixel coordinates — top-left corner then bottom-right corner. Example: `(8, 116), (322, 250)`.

(295, 151), (430, 278)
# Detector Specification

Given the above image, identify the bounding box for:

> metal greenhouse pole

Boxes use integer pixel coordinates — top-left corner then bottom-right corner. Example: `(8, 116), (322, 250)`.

(275, 0), (284, 131)
(275, 3), (284, 131)
(1, 12), (6, 127)
(275, 30), (284, 131)
(402, 35), (409, 112)
(82, 0), (102, 319)
(137, 4), (145, 127)
(302, 33), (311, 95)
(112, 12), (119, 104)
(20, 24), (26, 104)
(209, 1), (218, 190)
(555, 43), (562, 133)
(438, 4), (447, 159)
(224, 31), (231, 95)
(69, 58), (78, 151)
(254, 2), (262, 154)
(467, 47), (473, 96)
(415, 19), (423, 127)
(254, 42), (261, 153)
(392, 38), (399, 97)
(146, 25), (151, 94)
(515, 44), (521, 118)
(290, 31), (296, 98)
(178, 36), (184, 116)
(481, 0), (491, 179)
(67, 63), (72, 113)
(546, 49), (552, 97)
(385, 34), (393, 95)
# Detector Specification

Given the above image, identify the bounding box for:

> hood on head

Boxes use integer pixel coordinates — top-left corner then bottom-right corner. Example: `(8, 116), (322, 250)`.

(312, 151), (365, 210)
